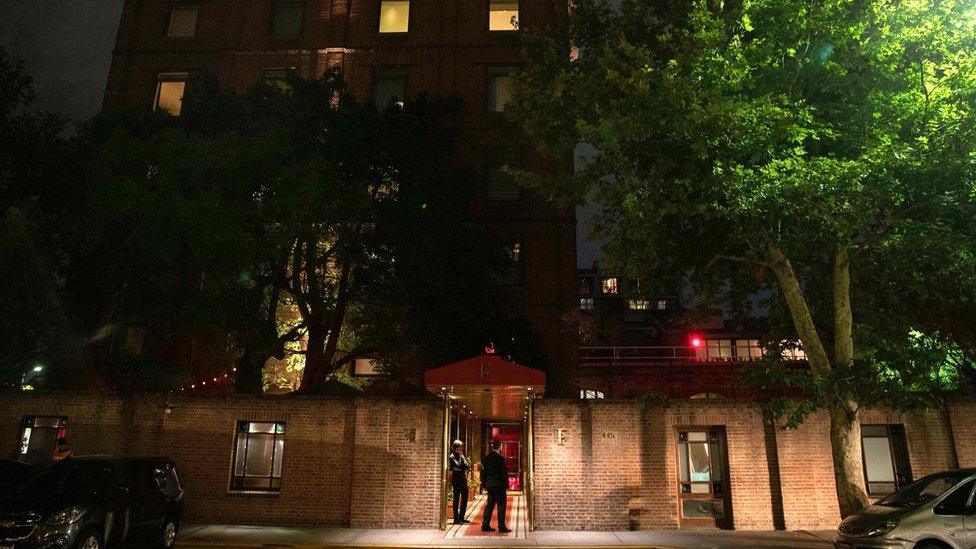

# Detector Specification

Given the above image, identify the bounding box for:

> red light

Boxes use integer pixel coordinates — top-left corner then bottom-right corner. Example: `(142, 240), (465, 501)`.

(691, 337), (702, 347)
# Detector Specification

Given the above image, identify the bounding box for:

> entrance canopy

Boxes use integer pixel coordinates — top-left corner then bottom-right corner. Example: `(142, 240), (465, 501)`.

(425, 353), (545, 421)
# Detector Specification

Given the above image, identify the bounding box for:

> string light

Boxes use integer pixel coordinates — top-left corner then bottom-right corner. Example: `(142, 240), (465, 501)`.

(177, 365), (237, 393)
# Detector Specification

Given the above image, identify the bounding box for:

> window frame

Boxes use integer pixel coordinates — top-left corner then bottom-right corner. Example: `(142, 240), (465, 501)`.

(268, 1), (304, 37)
(378, 0), (410, 34)
(153, 72), (189, 115)
(18, 415), (68, 464)
(164, 3), (200, 39)
(372, 67), (408, 108)
(860, 424), (913, 497)
(488, 0), (519, 32)
(486, 65), (516, 113)
(484, 150), (522, 202)
(230, 420), (286, 492)
(579, 297), (595, 311)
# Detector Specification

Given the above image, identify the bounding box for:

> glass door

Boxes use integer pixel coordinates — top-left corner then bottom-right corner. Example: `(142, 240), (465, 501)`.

(676, 427), (731, 528)
(488, 423), (522, 491)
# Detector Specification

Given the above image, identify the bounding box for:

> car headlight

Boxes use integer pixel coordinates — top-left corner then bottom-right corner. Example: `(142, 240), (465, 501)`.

(47, 506), (88, 525)
(866, 520), (899, 537)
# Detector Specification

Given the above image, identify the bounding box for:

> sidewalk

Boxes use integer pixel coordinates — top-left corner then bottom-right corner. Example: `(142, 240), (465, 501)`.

(176, 524), (837, 548)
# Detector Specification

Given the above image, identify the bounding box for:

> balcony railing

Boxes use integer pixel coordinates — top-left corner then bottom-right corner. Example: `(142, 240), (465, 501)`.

(578, 345), (804, 364)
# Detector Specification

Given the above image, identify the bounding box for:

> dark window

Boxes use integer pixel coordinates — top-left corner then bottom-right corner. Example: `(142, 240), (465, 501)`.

(166, 4), (199, 38)
(263, 68), (294, 90)
(231, 421), (285, 491)
(18, 416), (67, 464)
(578, 277), (592, 295)
(270, 2), (302, 36)
(487, 66), (515, 112)
(373, 68), (407, 108)
(486, 152), (521, 202)
(861, 424), (912, 496)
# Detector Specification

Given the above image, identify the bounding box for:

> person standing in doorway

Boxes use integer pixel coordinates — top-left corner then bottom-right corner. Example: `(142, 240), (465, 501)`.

(450, 440), (471, 524)
(480, 439), (510, 533)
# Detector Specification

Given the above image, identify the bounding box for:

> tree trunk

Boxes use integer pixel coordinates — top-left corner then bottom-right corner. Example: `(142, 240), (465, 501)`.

(831, 249), (869, 515)
(299, 325), (328, 391)
(767, 244), (869, 517)
(234, 351), (264, 394)
(765, 245), (831, 376)
(828, 400), (869, 517)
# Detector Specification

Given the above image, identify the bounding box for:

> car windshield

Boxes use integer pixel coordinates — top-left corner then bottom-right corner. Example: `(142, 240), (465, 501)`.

(878, 472), (973, 508)
(17, 463), (114, 495)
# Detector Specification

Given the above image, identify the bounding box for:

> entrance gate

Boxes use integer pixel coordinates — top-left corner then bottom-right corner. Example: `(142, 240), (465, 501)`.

(424, 351), (546, 532)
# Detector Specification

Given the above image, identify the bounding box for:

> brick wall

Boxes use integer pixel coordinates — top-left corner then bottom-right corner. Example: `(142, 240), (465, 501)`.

(3, 393), (971, 531)
(0, 392), (440, 528)
(532, 399), (775, 531)
(533, 399), (965, 532)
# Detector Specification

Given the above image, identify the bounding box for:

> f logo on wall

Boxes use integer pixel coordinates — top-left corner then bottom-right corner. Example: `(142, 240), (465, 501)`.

(556, 428), (566, 446)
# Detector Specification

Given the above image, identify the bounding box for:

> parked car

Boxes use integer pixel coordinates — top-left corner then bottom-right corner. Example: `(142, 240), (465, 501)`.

(0, 457), (184, 549)
(835, 469), (976, 548)
(0, 461), (39, 497)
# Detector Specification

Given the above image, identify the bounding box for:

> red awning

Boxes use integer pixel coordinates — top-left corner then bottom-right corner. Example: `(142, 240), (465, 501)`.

(424, 353), (545, 391)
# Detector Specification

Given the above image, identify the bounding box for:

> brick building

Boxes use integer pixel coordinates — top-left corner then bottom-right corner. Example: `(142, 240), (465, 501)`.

(102, 0), (577, 391)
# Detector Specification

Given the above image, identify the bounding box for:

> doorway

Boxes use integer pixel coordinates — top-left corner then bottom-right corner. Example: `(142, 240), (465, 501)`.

(486, 422), (523, 491)
(675, 427), (733, 529)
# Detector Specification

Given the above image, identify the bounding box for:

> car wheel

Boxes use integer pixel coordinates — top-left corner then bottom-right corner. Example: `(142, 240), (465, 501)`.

(76, 529), (101, 549)
(159, 518), (179, 548)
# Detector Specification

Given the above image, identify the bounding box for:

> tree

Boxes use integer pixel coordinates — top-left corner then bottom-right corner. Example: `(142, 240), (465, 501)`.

(510, 0), (976, 516)
(0, 47), (83, 388)
(82, 70), (538, 393)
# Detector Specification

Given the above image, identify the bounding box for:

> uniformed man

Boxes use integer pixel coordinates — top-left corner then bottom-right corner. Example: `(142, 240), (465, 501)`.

(480, 439), (510, 533)
(450, 440), (471, 524)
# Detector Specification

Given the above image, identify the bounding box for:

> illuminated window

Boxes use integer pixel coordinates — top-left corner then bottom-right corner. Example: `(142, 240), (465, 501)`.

(232, 421), (285, 491)
(19, 416), (67, 465)
(486, 152), (521, 202)
(704, 339), (733, 359)
(580, 389), (605, 399)
(487, 66), (515, 112)
(735, 339), (763, 359)
(657, 299), (669, 310)
(861, 425), (912, 496)
(166, 4), (199, 38)
(270, 2), (302, 36)
(579, 297), (594, 310)
(628, 299), (649, 310)
(578, 277), (592, 295)
(600, 277), (618, 294)
(782, 341), (807, 360)
(489, 0), (518, 31)
(373, 68), (407, 108)
(379, 0), (409, 33)
(154, 72), (188, 115)
(353, 358), (384, 377)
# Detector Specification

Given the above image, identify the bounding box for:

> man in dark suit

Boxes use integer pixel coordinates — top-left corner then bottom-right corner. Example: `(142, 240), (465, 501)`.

(480, 439), (511, 533)
(449, 440), (471, 524)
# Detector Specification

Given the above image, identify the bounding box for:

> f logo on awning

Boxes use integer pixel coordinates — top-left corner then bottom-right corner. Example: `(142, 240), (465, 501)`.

(556, 428), (566, 446)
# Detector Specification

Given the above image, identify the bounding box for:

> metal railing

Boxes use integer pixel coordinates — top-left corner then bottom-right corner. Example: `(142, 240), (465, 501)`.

(578, 345), (774, 364)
